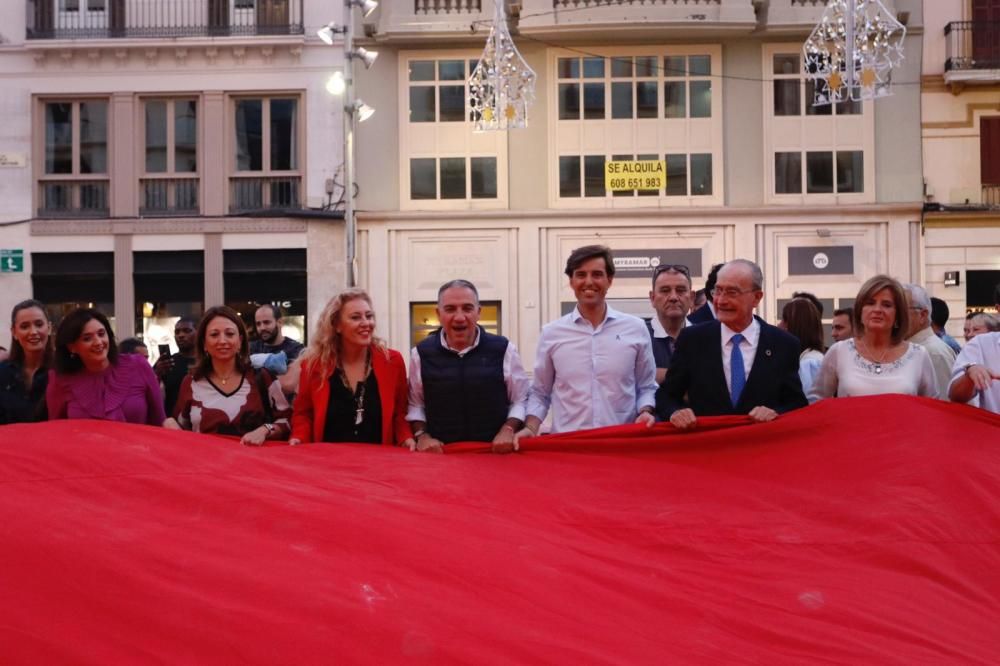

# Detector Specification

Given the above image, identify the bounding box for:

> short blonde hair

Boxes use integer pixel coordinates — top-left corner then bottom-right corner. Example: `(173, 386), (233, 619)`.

(853, 274), (909, 345)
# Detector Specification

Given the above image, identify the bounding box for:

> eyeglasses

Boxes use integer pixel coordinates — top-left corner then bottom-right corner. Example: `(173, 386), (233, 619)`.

(712, 286), (756, 299)
(652, 264), (691, 277)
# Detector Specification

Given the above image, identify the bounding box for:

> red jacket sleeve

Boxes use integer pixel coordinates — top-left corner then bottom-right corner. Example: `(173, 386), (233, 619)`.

(290, 359), (316, 443)
(390, 350), (413, 445)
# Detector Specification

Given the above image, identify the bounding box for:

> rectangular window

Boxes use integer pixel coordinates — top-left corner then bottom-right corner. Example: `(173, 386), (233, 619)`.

(774, 152), (802, 194)
(409, 59), (471, 123)
(39, 99), (110, 217)
(690, 154), (712, 196)
(559, 156), (581, 198)
(231, 96), (300, 213)
(689, 80), (711, 118)
(806, 152), (834, 194)
(665, 154), (687, 196)
(774, 80), (800, 116)
(836, 151), (863, 193)
(558, 83), (580, 120)
(410, 158), (437, 199)
(583, 83), (604, 119)
(584, 155), (605, 197)
(470, 157), (497, 199)
(611, 82), (632, 119)
(439, 158), (466, 199)
(141, 98), (199, 216)
(664, 81), (686, 119)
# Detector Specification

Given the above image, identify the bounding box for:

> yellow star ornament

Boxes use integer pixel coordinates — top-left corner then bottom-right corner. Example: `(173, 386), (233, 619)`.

(860, 68), (877, 88)
(504, 104), (516, 121)
(827, 71), (843, 91)
(482, 107), (494, 122)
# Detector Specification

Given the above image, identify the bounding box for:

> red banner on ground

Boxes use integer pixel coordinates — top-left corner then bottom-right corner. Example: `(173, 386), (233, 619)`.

(0, 395), (998, 663)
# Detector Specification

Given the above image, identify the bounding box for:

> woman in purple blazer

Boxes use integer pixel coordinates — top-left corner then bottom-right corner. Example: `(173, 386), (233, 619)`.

(46, 308), (166, 426)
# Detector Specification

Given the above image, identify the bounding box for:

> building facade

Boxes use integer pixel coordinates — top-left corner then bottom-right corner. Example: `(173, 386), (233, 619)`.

(354, 0), (924, 363)
(0, 0), (349, 357)
(922, 0), (1000, 338)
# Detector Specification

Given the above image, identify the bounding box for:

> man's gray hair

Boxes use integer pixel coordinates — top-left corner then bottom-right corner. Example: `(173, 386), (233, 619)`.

(904, 283), (932, 313)
(437, 279), (480, 305)
(724, 259), (764, 291)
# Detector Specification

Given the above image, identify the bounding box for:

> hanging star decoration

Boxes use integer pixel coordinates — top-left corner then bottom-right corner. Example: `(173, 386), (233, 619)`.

(803, 0), (905, 107)
(468, 1), (536, 131)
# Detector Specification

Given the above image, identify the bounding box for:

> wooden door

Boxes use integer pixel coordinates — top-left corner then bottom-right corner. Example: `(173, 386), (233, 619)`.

(972, 0), (1000, 66)
(981, 117), (1000, 186)
(207, 0), (229, 35)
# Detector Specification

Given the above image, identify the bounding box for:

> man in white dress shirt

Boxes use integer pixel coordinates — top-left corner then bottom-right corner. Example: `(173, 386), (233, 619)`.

(516, 245), (658, 441)
(949, 331), (1000, 413)
(903, 284), (957, 400)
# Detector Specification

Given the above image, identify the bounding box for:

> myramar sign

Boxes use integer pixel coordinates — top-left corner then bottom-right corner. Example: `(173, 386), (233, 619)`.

(604, 160), (665, 192)
(1, 249), (24, 273)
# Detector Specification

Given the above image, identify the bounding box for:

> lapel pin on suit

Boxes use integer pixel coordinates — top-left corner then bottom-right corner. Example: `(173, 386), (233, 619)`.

(765, 349), (772, 357)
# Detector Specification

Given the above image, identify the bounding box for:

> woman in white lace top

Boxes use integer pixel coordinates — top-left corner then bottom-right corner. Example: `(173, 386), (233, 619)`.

(809, 275), (939, 401)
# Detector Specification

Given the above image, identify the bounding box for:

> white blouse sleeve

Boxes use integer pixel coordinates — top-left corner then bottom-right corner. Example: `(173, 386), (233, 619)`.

(808, 342), (841, 403)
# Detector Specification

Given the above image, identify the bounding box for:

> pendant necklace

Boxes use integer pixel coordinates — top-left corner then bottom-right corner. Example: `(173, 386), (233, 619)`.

(860, 339), (890, 375)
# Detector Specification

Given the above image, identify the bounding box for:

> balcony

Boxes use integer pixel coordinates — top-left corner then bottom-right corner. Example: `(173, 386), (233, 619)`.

(984, 185), (1000, 207)
(37, 179), (110, 218)
(945, 21), (1000, 86)
(518, 0), (756, 40)
(140, 177), (200, 217)
(26, 0), (304, 40)
(229, 175), (301, 214)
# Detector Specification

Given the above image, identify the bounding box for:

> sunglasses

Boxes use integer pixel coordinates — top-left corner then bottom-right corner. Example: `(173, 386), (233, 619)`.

(652, 264), (691, 277)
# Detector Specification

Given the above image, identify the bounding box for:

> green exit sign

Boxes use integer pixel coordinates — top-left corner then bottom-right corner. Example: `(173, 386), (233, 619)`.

(1, 249), (24, 273)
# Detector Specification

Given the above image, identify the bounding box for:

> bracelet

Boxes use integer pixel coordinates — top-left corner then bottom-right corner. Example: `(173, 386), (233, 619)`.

(500, 424), (515, 432)
(412, 429), (427, 440)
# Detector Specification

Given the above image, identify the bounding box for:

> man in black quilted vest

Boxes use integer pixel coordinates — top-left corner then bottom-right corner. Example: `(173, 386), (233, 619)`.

(407, 279), (529, 454)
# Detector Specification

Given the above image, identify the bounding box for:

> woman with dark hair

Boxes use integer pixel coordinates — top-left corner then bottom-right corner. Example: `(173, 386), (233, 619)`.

(163, 306), (290, 445)
(290, 288), (413, 447)
(46, 308), (165, 425)
(809, 275), (937, 401)
(0, 300), (53, 424)
(779, 298), (826, 402)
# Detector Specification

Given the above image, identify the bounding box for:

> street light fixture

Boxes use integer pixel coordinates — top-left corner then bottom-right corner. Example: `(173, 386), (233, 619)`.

(318, 0), (379, 287)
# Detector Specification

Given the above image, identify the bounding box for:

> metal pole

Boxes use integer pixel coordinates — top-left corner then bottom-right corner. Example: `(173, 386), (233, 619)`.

(343, 1), (357, 287)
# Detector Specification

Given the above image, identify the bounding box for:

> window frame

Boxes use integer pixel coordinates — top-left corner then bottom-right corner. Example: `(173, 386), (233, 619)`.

(399, 50), (508, 210)
(227, 92), (304, 213)
(138, 96), (201, 217)
(35, 96), (112, 218)
(549, 45), (723, 209)
(763, 44), (875, 205)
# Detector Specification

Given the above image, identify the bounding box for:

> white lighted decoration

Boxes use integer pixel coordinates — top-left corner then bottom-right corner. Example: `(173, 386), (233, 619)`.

(803, 0), (905, 106)
(468, 1), (536, 131)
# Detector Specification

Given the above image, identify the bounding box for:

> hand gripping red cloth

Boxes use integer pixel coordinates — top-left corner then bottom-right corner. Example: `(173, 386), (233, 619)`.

(0, 395), (998, 664)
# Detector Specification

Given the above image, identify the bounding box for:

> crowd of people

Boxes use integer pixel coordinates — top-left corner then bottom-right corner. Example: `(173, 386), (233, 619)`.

(1, 245), (999, 445)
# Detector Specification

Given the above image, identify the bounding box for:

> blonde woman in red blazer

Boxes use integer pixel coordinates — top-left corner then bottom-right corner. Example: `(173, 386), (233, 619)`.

(290, 289), (414, 447)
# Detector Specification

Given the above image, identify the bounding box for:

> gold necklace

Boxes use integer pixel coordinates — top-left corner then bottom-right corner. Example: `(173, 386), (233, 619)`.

(213, 370), (240, 386)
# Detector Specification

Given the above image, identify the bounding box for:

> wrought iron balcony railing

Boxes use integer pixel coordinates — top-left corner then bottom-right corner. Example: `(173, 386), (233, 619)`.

(26, 0), (304, 40)
(140, 177), (200, 217)
(945, 21), (1000, 72)
(415, 0), (481, 12)
(551, 0), (720, 6)
(984, 184), (1000, 207)
(38, 179), (110, 218)
(229, 175), (301, 214)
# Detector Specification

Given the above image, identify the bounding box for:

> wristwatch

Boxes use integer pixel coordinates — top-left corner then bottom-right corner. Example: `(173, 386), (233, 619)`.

(264, 423), (276, 434)
(963, 362), (979, 374)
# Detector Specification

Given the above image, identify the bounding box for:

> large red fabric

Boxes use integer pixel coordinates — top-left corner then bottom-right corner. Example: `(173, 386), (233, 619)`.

(0, 395), (998, 664)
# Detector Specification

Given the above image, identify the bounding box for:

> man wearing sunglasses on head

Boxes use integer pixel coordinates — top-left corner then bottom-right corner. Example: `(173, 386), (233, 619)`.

(656, 259), (807, 429)
(647, 264), (693, 385)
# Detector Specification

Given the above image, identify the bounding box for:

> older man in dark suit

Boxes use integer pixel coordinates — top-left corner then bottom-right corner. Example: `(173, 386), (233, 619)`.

(656, 259), (807, 429)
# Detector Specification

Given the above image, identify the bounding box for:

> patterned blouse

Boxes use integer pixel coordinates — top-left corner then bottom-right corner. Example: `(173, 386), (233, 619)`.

(173, 369), (291, 437)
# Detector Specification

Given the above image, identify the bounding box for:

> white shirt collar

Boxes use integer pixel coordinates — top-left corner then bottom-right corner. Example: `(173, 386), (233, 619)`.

(439, 327), (481, 356)
(721, 317), (761, 347)
(650, 317), (691, 338)
(572, 304), (618, 326)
